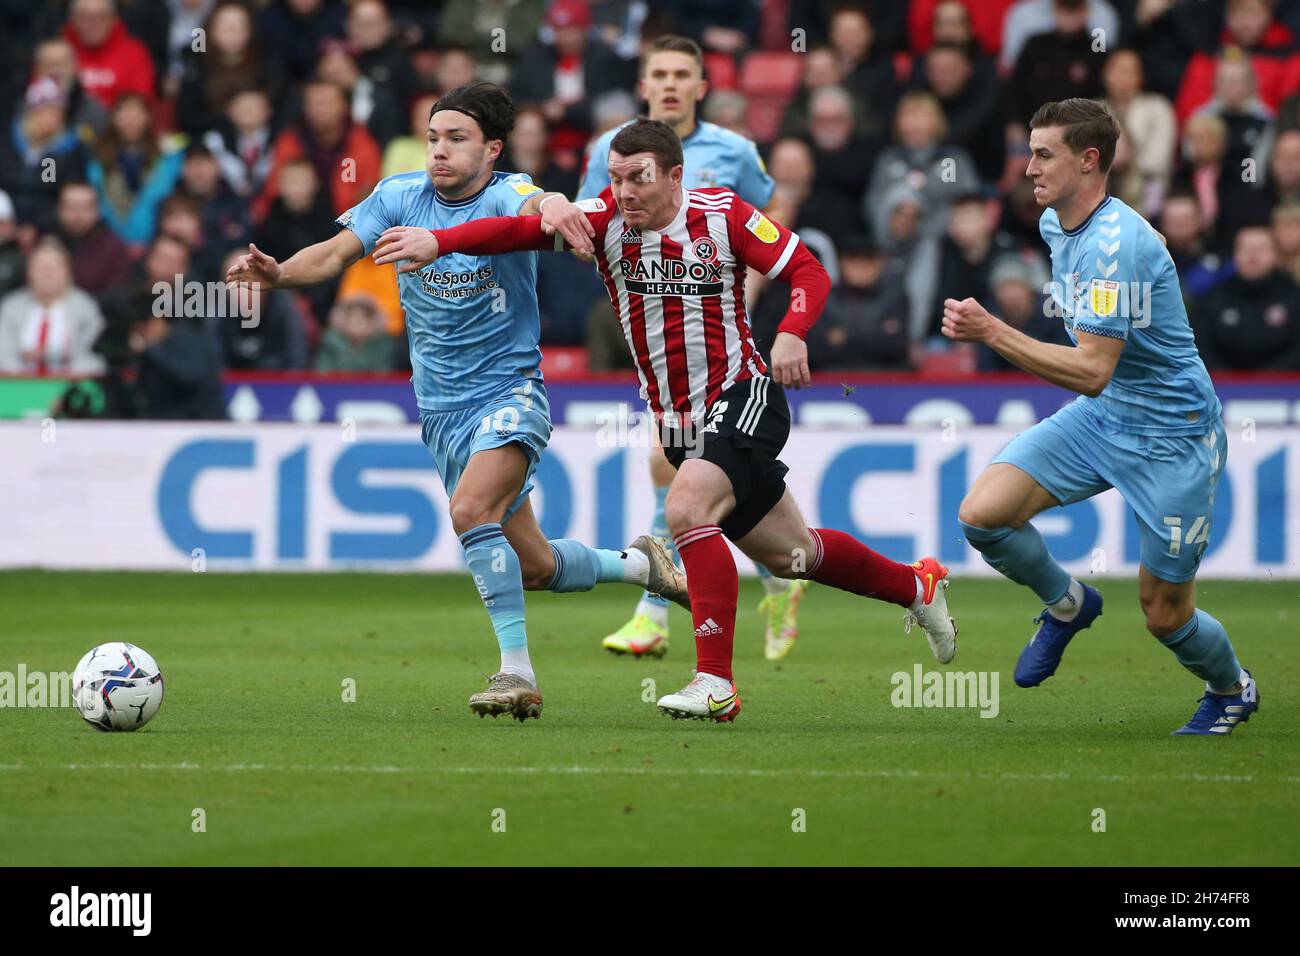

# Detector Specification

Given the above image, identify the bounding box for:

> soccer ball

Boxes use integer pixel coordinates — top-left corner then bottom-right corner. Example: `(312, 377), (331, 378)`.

(71, 642), (164, 732)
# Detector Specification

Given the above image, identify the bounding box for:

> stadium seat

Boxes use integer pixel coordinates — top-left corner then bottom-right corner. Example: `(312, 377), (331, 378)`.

(703, 52), (739, 91)
(739, 51), (802, 143)
(739, 51), (802, 98)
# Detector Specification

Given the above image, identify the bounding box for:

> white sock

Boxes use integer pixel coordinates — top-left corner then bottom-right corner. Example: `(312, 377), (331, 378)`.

(1209, 669), (1249, 696)
(634, 596), (670, 627)
(1048, 579), (1085, 622)
(759, 573), (790, 596)
(621, 547), (650, 584)
(500, 647), (535, 687)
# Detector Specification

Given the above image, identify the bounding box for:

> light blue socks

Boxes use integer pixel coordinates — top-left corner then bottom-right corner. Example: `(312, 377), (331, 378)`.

(1159, 609), (1243, 693)
(961, 519), (1073, 605)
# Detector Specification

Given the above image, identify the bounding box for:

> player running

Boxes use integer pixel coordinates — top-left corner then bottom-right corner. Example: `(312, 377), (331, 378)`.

(578, 36), (809, 663)
(943, 98), (1258, 736)
(373, 118), (958, 721)
(226, 83), (692, 722)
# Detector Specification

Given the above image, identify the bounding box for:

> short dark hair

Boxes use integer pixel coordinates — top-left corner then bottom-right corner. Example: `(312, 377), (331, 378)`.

(642, 34), (704, 75)
(610, 117), (683, 174)
(430, 81), (515, 146)
(1029, 98), (1121, 174)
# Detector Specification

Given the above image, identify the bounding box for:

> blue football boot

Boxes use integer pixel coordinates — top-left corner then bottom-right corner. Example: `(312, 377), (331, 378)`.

(1014, 584), (1104, 687)
(1171, 670), (1259, 736)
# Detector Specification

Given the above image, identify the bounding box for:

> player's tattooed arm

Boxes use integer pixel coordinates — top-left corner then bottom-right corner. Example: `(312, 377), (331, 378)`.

(942, 296), (1124, 397)
(225, 230), (363, 289)
(520, 192), (596, 254)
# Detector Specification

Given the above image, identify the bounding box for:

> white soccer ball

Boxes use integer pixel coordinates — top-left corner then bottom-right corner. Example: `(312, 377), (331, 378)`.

(71, 642), (164, 732)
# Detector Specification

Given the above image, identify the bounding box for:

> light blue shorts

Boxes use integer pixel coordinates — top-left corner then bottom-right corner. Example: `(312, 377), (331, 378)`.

(419, 379), (552, 524)
(993, 399), (1226, 583)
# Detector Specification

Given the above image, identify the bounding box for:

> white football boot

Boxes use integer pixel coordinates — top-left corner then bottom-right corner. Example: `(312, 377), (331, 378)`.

(656, 671), (741, 722)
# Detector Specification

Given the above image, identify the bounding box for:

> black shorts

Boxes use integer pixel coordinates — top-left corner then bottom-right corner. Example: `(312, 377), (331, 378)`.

(659, 376), (791, 540)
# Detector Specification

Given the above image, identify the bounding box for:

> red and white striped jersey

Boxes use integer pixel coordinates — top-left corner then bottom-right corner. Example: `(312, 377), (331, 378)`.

(582, 187), (803, 425)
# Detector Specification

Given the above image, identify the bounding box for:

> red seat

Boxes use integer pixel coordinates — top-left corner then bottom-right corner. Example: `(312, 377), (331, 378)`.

(739, 50), (803, 98)
(703, 51), (738, 90)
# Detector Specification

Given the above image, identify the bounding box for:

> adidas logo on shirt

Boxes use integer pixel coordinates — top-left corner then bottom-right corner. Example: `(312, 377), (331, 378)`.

(695, 617), (723, 637)
(620, 227), (642, 244)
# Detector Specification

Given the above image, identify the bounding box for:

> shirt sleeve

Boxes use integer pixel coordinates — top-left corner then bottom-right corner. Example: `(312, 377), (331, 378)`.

(726, 194), (829, 339)
(577, 134), (612, 200)
(335, 178), (401, 255)
(1073, 211), (1144, 342)
(487, 173), (544, 216)
(733, 139), (775, 208)
(727, 195), (801, 279)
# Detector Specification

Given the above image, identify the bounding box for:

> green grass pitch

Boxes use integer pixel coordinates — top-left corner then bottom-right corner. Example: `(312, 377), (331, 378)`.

(1, 570), (1295, 866)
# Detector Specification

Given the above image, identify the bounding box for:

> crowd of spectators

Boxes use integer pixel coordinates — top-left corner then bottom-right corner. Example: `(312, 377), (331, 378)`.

(1, 0), (1299, 418)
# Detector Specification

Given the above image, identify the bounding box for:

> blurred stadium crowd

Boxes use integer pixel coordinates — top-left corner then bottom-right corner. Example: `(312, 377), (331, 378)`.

(1, 0), (1299, 419)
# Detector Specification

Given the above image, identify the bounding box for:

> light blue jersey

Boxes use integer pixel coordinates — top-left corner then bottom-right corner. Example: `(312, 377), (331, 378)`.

(337, 170), (545, 411)
(1040, 195), (1221, 436)
(578, 120), (774, 206)
(993, 196), (1228, 582)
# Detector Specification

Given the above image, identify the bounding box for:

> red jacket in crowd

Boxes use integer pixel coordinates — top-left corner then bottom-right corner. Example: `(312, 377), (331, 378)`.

(62, 17), (156, 109)
(1175, 21), (1300, 123)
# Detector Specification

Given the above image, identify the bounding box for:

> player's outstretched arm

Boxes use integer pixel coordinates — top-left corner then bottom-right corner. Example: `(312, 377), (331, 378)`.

(377, 216), (596, 274)
(519, 192), (595, 254)
(225, 230), (363, 289)
(941, 296), (1124, 397)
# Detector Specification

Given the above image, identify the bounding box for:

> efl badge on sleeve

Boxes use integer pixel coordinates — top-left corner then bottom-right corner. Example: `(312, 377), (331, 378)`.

(745, 210), (779, 244)
(1089, 278), (1120, 317)
(512, 181), (543, 196)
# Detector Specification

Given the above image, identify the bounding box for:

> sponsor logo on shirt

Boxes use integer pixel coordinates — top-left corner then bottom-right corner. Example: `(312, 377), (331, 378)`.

(620, 258), (724, 296)
(414, 263), (500, 299)
(1089, 278), (1120, 317)
(620, 226), (642, 244)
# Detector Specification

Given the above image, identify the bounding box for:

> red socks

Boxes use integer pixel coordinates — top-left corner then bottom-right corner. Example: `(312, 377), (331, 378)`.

(671, 525), (915, 681)
(674, 525), (737, 681)
(808, 528), (918, 607)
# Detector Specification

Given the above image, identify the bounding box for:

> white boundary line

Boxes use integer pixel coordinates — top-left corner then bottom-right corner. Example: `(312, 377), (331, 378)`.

(0, 763), (1295, 784)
